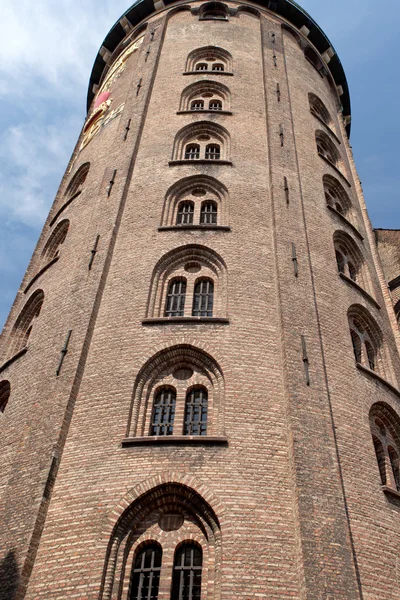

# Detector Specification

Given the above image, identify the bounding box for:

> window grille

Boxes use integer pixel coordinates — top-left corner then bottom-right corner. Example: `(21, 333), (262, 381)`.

(171, 544), (202, 600)
(212, 63), (224, 71)
(165, 279), (186, 317)
(191, 99), (204, 111)
(195, 62), (208, 71)
(200, 201), (217, 225)
(129, 544), (162, 600)
(205, 144), (220, 160)
(184, 388), (208, 435)
(209, 99), (222, 110)
(177, 202), (194, 225)
(192, 279), (214, 317)
(185, 144), (200, 160)
(150, 389), (176, 436)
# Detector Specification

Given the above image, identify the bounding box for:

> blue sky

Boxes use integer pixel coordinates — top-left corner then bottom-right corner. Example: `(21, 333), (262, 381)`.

(1, 0), (399, 330)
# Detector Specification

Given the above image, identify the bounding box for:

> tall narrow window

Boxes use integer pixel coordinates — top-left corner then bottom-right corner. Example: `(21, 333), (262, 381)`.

(373, 435), (387, 485)
(209, 99), (222, 110)
(335, 249), (345, 274)
(177, 201), (194, 225)
(365, 340), (375, 370)
(0, 381), (11, 414)
(165, 279), (186, 317)
(184, 388), (208, 435)
(185, 144), (200, 160)
(350, 329), (362, 364)
(192, 279), (214, 317)
(388, 447), (400, 491)
(129, 544), (162, 600)
(191, 99), (204, 111)
(150, 389), (176, 436)
(171, 544), (202, 600)
(205, 144), (220, 160)
(200, 201), (217, 225)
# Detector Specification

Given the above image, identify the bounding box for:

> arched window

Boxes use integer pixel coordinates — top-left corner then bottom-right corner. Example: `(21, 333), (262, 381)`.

(150, 388), (176, 436)
(191, 99), (204, 111)
(173, 122), (230, 162)
(316, 131), (340, 168)
(209, 99), (222, 110)
(185, 144), (200, 160)
(9, 289), (44, 357)
(309, 93), (332, 127)
(205, 144), (220, 159)
(165, 279), (187, 317)
(177, 201), (194, 225)
(323, 175), (352, 219)
(41, 219), (70, 263)
(348, 306), (383, 374)
(184, 387), (208, 435)
(171, 544), (202, 600)
(0, 381), (11, 414)
(186, 46), (232, 74)
(129, 544), (162, 600)
(333, 231), (367, 289)
(304, 46), (325, 74)
(161, 175), (227, 228)
(199, 1), (229, 20)
(370, 404), (400, 492)
(200, 200), (217, 225)
(65, 163), (90, 198)
(192, 279), (214, 317)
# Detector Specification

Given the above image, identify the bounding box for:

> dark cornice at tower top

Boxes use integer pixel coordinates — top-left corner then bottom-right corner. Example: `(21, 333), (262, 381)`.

(87, 0), (351, 133)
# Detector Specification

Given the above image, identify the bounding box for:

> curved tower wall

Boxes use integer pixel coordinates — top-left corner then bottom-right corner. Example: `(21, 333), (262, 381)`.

(1, 2), (400, 599)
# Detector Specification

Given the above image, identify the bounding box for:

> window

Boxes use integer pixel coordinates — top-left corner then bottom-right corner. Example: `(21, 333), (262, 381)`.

(186, 46), (232, 74)
(192, 279), (214, 317)
(316, 131), (340, 168)
(191, 99), (204, 110)
(333, 231), (366, 289)
(41, 219), (69, 263)
(205, 144), (220, 159)
(165, 279), (186, 317)
(0, 381), (10, 414)
(200, 200), (217, 224)
(185, 144), (200, 160)
(209, 99), (222, 110)
(184, 388), (208, 435)
(177, 201), (194, 225)
(129, 544), (162, 600)
(199, 2), (229, 20)
(304, 46), (325, 75)
(323, 175), (352, 220)
(348, 306), (383, 375)
(150, 388), (176, 436)
(171, 544), (202, 600)
(65, 163), (90, 198)
(8, 289), (44, 358)
(309, 93), (332, 128)
(370, 404), (400, 493)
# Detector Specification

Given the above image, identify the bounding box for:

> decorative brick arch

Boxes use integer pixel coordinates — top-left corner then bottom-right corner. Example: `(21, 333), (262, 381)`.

(65, 162), (90, 199)
(161, 175), (229, 227)
(309, 93), (332, 128)
(172, 121), (231, 161)
(316, 130), (341, 169)
(323, 174), (352, 217)
(179, 80), (231, 112)
(146, 244), (228, 318)
(99, 477), (223, 600)
(185, 46), (233, 73)
(41, 219), (70, 263)
(370, 402), (400, 491)
(128, 343), (225, 437)
(347, 304), (385, 376)
(333, 230), (369, 291)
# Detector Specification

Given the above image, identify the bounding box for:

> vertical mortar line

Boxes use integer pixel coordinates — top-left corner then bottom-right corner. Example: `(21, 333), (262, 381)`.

(19, 18), (170, 600)
(281, 33), (364, 599)
(260, 18), (308, 600)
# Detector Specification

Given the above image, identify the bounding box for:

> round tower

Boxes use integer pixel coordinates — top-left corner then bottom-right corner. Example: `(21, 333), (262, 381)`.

(1, 1), (400, 599)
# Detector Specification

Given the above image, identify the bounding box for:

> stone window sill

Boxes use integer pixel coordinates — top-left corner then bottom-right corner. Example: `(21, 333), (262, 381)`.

(169, 159), (232, 166)
(327, 205), (363, 241)
(382, 485), (400, 500)
(356, 362), (400, 399)
(158, 225), (230, 232)
(310, 110), (341, 145)
(183, 71), (233, 76)
(177, 110), (232, 116)
(339, 273), (380, 310)
(142, 317), (229, 325)
(122, 436), (228, 447)
(0, 347), (28, 374)
(318, 153), (351, 187)
(24, 256), (60, 294)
